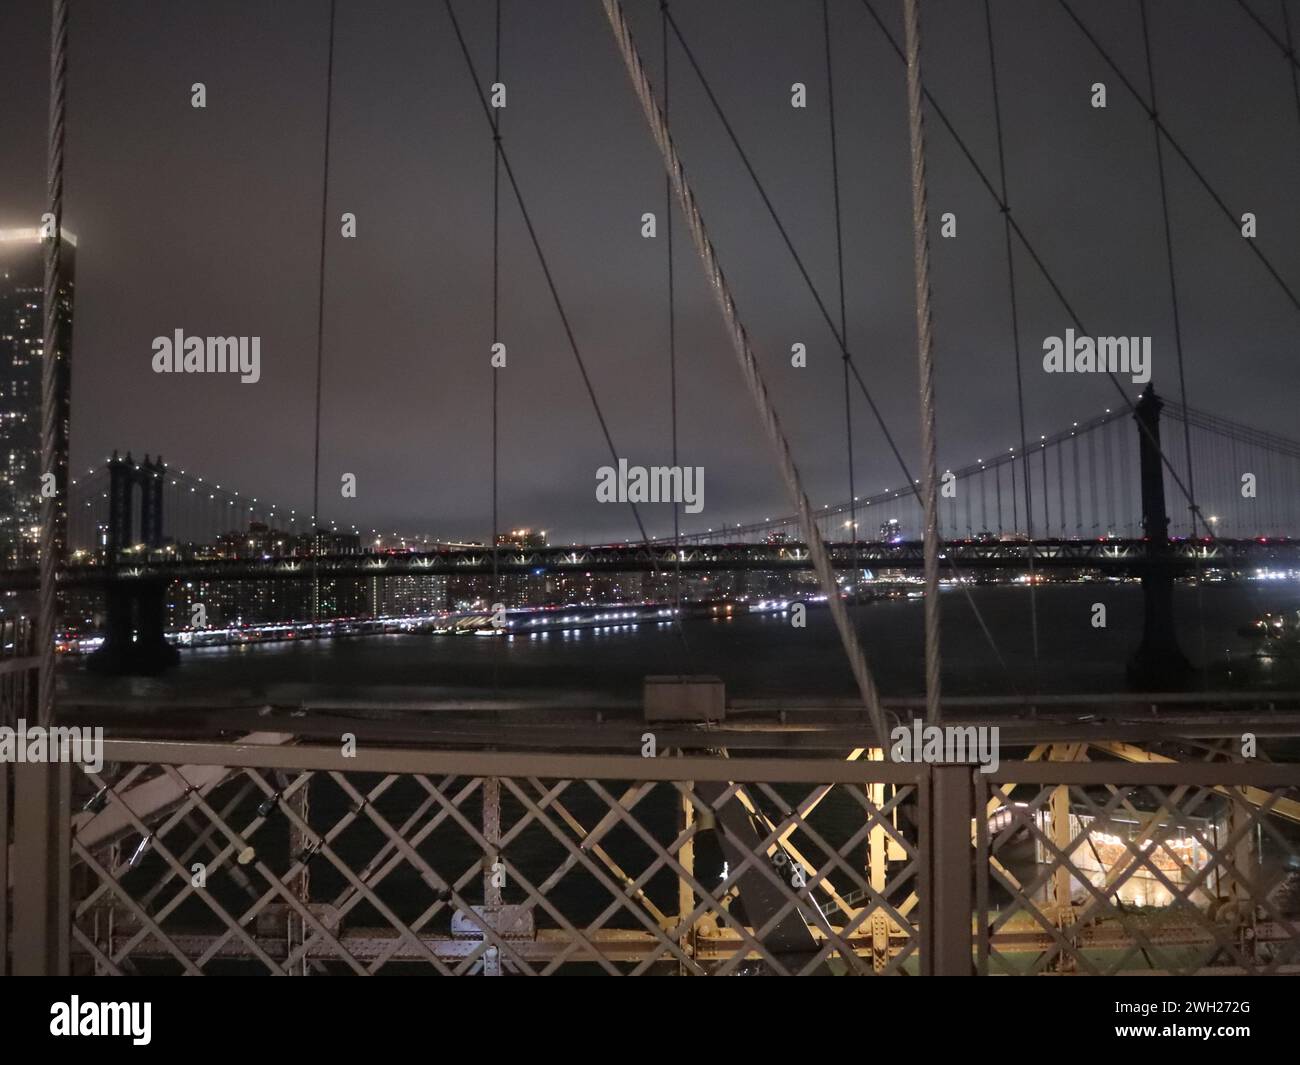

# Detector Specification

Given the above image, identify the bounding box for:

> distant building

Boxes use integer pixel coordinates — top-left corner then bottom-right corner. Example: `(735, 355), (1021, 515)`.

(495, 527), (547, 549)
(214, 522), (361, 560)
(0, 227), (75, 566)
(368, 574), (448, 616)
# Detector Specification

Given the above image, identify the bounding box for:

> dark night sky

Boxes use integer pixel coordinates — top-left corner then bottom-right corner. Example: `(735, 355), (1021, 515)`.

(1, 0), (1296, 544)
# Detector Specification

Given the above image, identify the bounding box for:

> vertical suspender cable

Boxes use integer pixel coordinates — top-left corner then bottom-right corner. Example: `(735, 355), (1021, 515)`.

(1056, 441), (1065, 537)
(995, 463), (1003, 532)
(485, 0), (505, 893)
(1010, 452), (1018, 531)
(1107, 416), (1118, 533)
(491, 0), (502, 685)
(1120, 418), (1132, 534)
(443, 0), (689, 672)
(491, 0), (501, 595)
(602, 0), (891, 748)
(1060, 0), (1299, 314)
(863, 0), (1258, 533)
(1139, 0), (1198, 537)
(984, 0), (1038, 666)
(663, 2), (681, 621)
(1234, 0), (1300, 134)
(1072, 432), (1081, 533)
(1230, 435), (1239, 534)
(310, 0), (338, 642)
(1088, 428), (1099, 532)
(660, 1), (1016, 691)
(38, 0), (70, 725)
(824, 0), (857, 559)
(1040, 443), (1049, 533)
(1140, 0), (1206, 678)
(902, 0), (943, 723)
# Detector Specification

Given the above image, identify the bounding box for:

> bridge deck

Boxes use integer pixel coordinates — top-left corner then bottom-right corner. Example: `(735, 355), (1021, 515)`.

(5, 537), (1297, 587)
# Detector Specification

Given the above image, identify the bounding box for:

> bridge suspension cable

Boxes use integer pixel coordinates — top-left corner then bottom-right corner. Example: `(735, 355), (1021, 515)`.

(901, 0), (944, 722)
(1057, 0), (1300, 314)
(658, 1), (1019, 694)
(1232, 0), (1300, 86)
(442, 0), (693, 675)
(1138, 0), (1208, 681)
(68, 460), (471, 554)
(602, 0), (893, 747)
(822, 0), (857, 572)
(1285, 0), (1300, 137)
(856, 0), (1235, 546)
(671, 400), (1300, 546)
(661, 4), (919, 500)
(490, 0), (502, 688)
(38, 0), (69, 724)
(663, 3), (682, 624)
(984, 0), (1040, 667)
(443, 1), (652, 550)
(490, 0), (502, 624)
(310, 0), (338, 640)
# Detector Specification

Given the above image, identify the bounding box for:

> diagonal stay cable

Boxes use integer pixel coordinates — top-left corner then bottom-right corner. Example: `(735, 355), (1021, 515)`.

(1283, 0), (1300, 135)
(1058, 0), (1300, 314)
(1233, 0), (1300, 76)
(441, 0), (690, 667)
(662, 5), (915, 491)
(661, 1), (1018, 692)
(603, 0), (892, 748)
(38, 0), (69, 725)
(856, 0), (1220, 544)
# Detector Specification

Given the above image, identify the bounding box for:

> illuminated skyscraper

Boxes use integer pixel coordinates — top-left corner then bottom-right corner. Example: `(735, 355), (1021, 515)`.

(0, 227), (75, 567)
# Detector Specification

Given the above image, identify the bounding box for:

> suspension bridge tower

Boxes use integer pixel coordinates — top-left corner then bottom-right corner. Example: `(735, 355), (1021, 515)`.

(1127, 386), (1193, 689)
(88, 451), (180, 675)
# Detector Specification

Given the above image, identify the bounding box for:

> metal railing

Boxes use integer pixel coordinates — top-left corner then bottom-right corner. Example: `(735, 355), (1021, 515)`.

(64, 744), (927, 975)
(8, 734), (1297, 975)
(977, 757), (1300, 975)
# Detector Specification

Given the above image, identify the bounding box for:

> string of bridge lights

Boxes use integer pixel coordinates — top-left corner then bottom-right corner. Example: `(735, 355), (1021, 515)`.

(68, 459), (442, 548)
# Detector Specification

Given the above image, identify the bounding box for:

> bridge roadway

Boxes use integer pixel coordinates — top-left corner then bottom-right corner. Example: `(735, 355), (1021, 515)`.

(2, 537), (1298, 588)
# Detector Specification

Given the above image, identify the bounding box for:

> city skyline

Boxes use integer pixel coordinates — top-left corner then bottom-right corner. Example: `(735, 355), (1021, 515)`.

(1, 0), (1297, 544)
(4, 0), (1300, 990)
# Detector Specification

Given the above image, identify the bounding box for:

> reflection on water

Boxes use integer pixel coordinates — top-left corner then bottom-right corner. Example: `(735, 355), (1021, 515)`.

(59, 583), (1300, 705)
